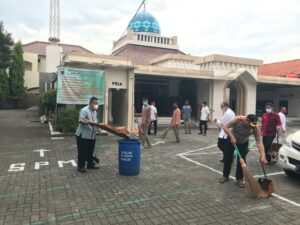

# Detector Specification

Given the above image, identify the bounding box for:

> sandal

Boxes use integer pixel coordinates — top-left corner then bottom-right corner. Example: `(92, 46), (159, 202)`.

(236, 180), (245, 188)
(219, 177), (229, 183)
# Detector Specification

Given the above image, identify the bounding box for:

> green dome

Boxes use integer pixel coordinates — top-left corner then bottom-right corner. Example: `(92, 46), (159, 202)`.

(128, 11), (161, 34)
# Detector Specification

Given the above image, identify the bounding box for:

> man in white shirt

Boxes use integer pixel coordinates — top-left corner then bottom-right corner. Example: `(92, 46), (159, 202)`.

(278, 107), (287, 133)
(216, 102), (235, 162)
(148, 101), (158, 135)
(199, 101), (210, 136)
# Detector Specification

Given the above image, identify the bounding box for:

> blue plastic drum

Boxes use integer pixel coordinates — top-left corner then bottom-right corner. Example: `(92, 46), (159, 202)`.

(118, 139), (141, 176)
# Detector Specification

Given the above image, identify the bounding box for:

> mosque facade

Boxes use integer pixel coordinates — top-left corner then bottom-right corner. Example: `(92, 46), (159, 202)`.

(61, 9), (300, 130)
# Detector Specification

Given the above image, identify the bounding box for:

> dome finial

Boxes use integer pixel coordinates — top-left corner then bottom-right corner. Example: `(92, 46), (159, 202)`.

(143, 0), (146, 12)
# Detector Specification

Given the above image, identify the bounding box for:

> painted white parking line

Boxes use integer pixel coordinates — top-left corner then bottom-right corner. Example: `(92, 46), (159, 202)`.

(51, 137), (64, 140)
(152, 141), (166, 146)
(179, 144), (217, 155)
(183, 151), (221, 156)
(178, 148), (300, 208)
(272, 193), (300, 207)
(253, 171), (285, 178)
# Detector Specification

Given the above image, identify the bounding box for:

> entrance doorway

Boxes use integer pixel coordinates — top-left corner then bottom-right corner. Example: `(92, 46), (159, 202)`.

(108, 89), (128, 126)
(225, 80), (246, 115)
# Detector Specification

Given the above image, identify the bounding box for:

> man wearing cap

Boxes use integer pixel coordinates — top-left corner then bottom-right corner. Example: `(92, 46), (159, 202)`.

(219, 114), (267, 188)
(262, 103), (282, 164)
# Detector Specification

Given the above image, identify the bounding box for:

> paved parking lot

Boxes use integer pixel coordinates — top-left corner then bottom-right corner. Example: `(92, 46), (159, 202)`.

(0, 110), (299, 225)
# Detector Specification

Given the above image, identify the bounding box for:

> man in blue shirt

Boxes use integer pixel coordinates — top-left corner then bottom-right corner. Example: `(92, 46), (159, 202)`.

(75, 97), (100, 173)
(182, 100), (192, 134)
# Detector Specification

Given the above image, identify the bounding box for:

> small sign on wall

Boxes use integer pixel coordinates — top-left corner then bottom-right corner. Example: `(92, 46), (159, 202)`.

(106, 70), (128, 89)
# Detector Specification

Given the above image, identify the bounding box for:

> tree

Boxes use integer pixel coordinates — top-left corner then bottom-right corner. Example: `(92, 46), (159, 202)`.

(0, 21), (14, 104)
(0, 21), (14, 69)
(0, 69), (9, 102)
(9, 41), (26, 100)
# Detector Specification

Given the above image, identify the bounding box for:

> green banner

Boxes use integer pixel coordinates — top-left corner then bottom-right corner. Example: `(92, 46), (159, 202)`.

(56, 67), (105, 105)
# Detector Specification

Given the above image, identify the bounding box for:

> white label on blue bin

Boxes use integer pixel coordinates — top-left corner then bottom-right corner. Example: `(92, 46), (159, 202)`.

(121, 151), (132, 161)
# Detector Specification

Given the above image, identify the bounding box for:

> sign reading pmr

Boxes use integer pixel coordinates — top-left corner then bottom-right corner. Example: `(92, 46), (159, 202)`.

(57, 67), (105, 105)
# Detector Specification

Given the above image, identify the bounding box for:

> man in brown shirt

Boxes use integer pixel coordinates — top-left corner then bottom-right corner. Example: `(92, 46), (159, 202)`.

(140, 99), (152, 148)
(171, 102), (181, 143)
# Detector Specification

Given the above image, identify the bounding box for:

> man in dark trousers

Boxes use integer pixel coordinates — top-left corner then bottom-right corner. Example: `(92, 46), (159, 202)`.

(75, 97), (100, 173)
(219, 114), (267, 187)
(261, 103), (282, 164)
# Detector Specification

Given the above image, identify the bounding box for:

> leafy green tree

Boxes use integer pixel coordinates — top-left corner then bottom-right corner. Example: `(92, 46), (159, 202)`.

(0, 69), (10, 102)
(0, 21), (14, 69)
(0, 21), (14, 104)
(9, 41), (26, 100)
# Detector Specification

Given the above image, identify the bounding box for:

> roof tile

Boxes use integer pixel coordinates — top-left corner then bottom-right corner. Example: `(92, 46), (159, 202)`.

(23, 41), (93, 56)
(112, 44), (185, 65)
(258, 59), (300, 77)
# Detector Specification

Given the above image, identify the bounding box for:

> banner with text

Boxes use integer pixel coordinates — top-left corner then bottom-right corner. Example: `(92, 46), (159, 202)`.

(57, 67), (105, 105)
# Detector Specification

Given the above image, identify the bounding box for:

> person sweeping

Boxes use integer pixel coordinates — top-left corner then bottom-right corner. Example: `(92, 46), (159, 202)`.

(219, 114), (267, 188)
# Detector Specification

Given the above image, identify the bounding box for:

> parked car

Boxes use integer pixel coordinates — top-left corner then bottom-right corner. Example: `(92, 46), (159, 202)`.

(278, 130), (300, 177)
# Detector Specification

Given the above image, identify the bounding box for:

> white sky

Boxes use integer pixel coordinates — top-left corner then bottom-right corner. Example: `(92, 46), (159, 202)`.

(1, 0), (300, 63)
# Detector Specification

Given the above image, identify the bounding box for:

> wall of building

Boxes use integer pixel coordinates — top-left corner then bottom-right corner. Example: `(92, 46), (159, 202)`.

(211, 80), (227, 120)
(46, 45), (63, 73)
(257, 86), (300, 117)
(24, 52), (39, 89)
(38, 56), (47, 73)
(154, 59), (200, 70)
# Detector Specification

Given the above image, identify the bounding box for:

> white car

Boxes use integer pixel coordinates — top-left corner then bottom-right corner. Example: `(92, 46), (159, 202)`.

(278, 130), (300, 177)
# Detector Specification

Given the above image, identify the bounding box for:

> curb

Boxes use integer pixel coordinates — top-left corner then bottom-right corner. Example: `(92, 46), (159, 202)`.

(48, 121), (109, 138)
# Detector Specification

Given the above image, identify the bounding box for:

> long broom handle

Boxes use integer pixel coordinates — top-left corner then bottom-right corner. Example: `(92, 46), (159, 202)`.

(234, 145), (242, 158)
(234, 145), (247, 167)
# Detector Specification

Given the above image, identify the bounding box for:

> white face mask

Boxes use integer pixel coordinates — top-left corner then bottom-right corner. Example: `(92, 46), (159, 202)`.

(266, 108), (272, 113)
(143, 101), (148, 106)
(93, 104), (99, 110)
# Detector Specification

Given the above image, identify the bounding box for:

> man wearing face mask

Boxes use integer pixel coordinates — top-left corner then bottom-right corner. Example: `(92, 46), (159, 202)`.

(216, 102), (235, 162)
(261, 103), (282, 164)
(140, 98), (152, 148)
(75, 97), (100, 173)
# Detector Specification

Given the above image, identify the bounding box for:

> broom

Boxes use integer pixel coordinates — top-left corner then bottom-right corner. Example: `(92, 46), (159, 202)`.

(234, 145), (266, 198)
(160, 125), (171, 140)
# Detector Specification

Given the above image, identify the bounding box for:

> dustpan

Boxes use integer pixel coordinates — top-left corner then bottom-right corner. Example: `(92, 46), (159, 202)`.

(257, 163), (275, 197)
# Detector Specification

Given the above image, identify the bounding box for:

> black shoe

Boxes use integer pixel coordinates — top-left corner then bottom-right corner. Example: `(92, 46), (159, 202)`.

(77, 168), (87, 173)
(198, 132), (203, 135)
(220, 159), (224, 163)
(87, 165), (100, 169)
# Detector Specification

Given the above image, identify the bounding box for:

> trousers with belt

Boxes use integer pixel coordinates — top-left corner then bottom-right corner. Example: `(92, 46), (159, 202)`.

(76, 135), (96, 168)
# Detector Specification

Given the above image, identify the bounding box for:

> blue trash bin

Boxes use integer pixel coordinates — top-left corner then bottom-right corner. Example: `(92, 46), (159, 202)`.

(118, 139), (141, 176)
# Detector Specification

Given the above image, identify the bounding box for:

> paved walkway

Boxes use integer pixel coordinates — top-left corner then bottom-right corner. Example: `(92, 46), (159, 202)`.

(0, 110), (299, 225)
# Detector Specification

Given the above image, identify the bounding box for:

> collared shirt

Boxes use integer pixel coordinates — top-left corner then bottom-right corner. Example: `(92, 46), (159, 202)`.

(278, 112), (286, 131)
(182, 105), (192, 120)
(200, 106), (210, 121)
(142, 105), (151, 126)
(171, 108), (181, 127)
(150, 105), (157, 121)
(262, 112), (282, 137)
(232, 118), (261, 144)
(217, 108), (235, 139)
(75, 105), (98, 139)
